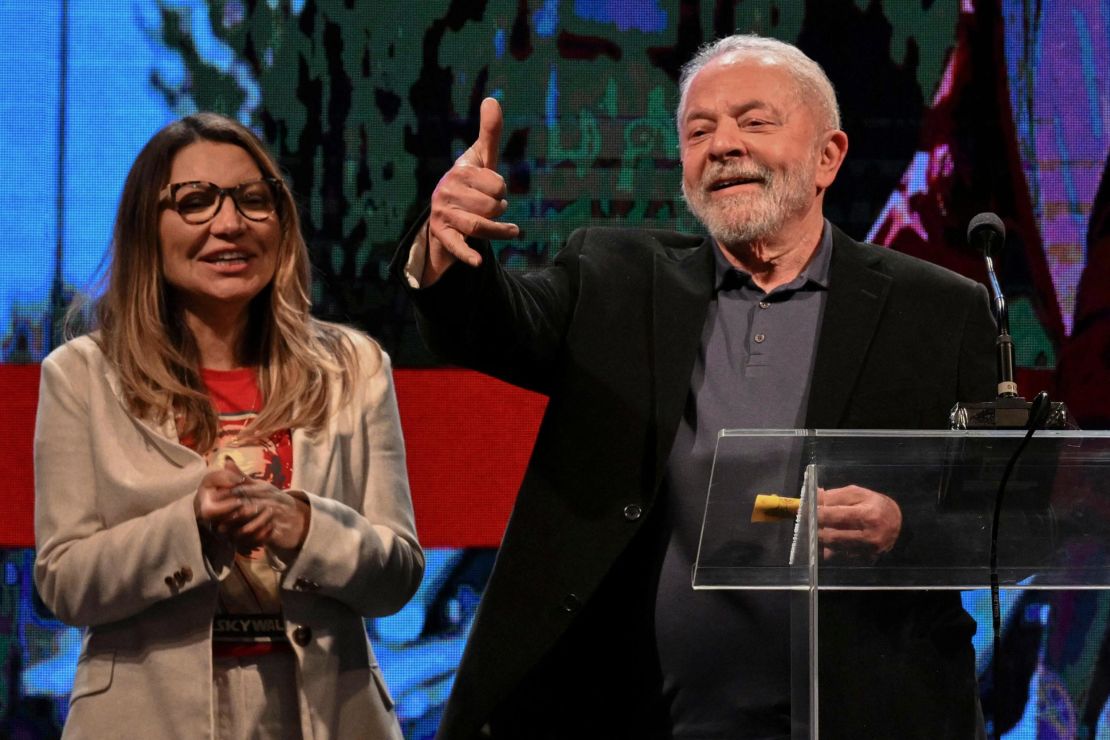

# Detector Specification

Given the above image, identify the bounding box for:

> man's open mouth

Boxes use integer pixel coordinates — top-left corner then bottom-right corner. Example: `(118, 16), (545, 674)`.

(708, 175), (765, 191)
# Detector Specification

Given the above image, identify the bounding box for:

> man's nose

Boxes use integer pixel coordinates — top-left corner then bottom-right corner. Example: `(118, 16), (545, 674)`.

(708, 119), (747, 160)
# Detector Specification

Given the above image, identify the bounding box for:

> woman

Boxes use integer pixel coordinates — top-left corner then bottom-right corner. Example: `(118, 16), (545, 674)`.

(33, 113), (423, 739)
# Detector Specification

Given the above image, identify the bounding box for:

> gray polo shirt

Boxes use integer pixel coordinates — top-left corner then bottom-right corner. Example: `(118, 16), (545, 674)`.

(654, 223), (832, 739)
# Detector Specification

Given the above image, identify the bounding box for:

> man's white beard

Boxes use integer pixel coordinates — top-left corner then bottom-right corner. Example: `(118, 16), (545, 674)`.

(684, 153), (817, 248)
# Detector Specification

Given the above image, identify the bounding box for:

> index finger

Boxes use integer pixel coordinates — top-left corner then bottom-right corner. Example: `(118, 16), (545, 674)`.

(818, 485), (875, 505)
(201, 466), (246, 490)
(235, 481), (284, 501)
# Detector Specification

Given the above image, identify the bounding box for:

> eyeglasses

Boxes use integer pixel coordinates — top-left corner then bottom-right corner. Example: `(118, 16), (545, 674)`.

(160, 177), (282, 224)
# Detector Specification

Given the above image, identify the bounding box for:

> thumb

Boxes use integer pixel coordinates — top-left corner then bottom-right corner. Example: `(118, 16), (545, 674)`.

(473, 96), (503, 170)
(222, 455), (246, 479)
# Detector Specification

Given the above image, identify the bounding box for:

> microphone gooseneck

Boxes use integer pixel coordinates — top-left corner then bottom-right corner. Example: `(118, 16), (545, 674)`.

(968, 213), (1017, 398)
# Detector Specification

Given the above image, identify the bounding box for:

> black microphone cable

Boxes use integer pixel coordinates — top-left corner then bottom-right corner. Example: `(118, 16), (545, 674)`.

(990, 391), (1052, 698)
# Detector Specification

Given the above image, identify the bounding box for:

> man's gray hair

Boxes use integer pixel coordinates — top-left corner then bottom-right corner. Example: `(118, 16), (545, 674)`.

(676, 34), (841, 135)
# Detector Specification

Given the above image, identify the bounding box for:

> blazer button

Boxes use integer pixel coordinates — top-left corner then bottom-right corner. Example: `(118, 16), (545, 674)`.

(180, 566), (193, 582)
(173, 570), (187, 586)
(164, 575), (175, 588)
(561, 594), (581, 613)
(623, 504), (642, 522)
(292, 625), (312, 646)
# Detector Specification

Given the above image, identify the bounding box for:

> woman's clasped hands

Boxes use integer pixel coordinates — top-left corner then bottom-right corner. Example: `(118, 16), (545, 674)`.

(193, 456), (310, 559)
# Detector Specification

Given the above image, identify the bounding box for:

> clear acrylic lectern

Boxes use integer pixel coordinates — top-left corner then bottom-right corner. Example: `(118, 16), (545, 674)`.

(694, 430), (1110, 739)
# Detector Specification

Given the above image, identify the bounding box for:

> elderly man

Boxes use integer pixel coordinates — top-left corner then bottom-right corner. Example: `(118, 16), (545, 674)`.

(395, 34), (995, 740)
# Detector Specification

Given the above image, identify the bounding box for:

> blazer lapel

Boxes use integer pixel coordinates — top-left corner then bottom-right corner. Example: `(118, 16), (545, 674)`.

(805, 228), (892, 428)
(103, 365), (203, 469)
(652, 237), (715, 481)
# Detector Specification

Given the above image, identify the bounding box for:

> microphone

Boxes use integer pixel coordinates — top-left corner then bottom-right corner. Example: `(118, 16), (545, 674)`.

(949, 213), (1070, 429)
(967, 212), (1006, 258)
(967, 213), (1017, 398)
(952, 218), (1070, 709)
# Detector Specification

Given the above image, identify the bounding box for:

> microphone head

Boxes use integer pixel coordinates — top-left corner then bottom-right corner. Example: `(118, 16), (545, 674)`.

(967, 212), (1006, 256)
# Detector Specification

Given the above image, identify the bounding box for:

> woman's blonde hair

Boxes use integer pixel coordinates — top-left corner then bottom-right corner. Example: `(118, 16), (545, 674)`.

(95, 112), (357, 452)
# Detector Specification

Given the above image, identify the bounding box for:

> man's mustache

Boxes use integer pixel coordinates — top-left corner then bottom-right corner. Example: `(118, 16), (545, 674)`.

(700, 161), (773, 190)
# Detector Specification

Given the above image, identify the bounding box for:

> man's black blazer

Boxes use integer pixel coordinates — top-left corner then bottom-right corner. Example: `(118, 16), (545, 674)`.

(394, 223), (998, 739)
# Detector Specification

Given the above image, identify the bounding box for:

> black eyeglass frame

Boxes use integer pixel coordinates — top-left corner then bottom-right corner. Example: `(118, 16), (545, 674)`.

(159, 177), (284, 224)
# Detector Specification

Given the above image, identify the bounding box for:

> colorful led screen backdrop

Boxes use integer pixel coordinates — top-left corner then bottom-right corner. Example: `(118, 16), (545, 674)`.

(1, 1), (1109, 737)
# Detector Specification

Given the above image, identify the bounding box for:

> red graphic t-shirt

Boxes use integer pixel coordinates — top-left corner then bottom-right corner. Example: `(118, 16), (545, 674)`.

(199, 368), (294, 657)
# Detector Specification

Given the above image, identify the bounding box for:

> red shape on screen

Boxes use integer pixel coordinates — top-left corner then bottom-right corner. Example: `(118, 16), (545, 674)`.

(0, 365), (39, 548)
(393, 369), (545, 548)
(0, 365), (542, 549)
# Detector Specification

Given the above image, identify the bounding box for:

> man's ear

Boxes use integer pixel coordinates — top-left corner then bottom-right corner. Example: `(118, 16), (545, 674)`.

(815, 129), (849, 189)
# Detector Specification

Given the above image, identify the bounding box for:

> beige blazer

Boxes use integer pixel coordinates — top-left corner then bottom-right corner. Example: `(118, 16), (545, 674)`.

(33, 328), (424, 739)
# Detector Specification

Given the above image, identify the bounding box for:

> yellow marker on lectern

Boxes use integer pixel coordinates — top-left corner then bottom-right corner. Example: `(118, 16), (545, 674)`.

(751, 494), (801, 522)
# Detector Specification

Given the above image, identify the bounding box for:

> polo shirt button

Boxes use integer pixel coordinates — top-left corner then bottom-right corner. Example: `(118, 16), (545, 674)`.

(623, 504), (642, 521)
(180, 566), (193, 582)
(164, 575), (175, 588)
(292, 625), (312, 646)
(754, 333), (766, 343)
(561, 594), (581, 613)
(759, 301), (770, 309)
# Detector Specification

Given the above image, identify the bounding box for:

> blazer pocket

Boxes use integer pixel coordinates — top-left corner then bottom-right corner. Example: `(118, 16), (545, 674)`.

(70, 650), (115, 705)
(369, 664), (395, 712)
